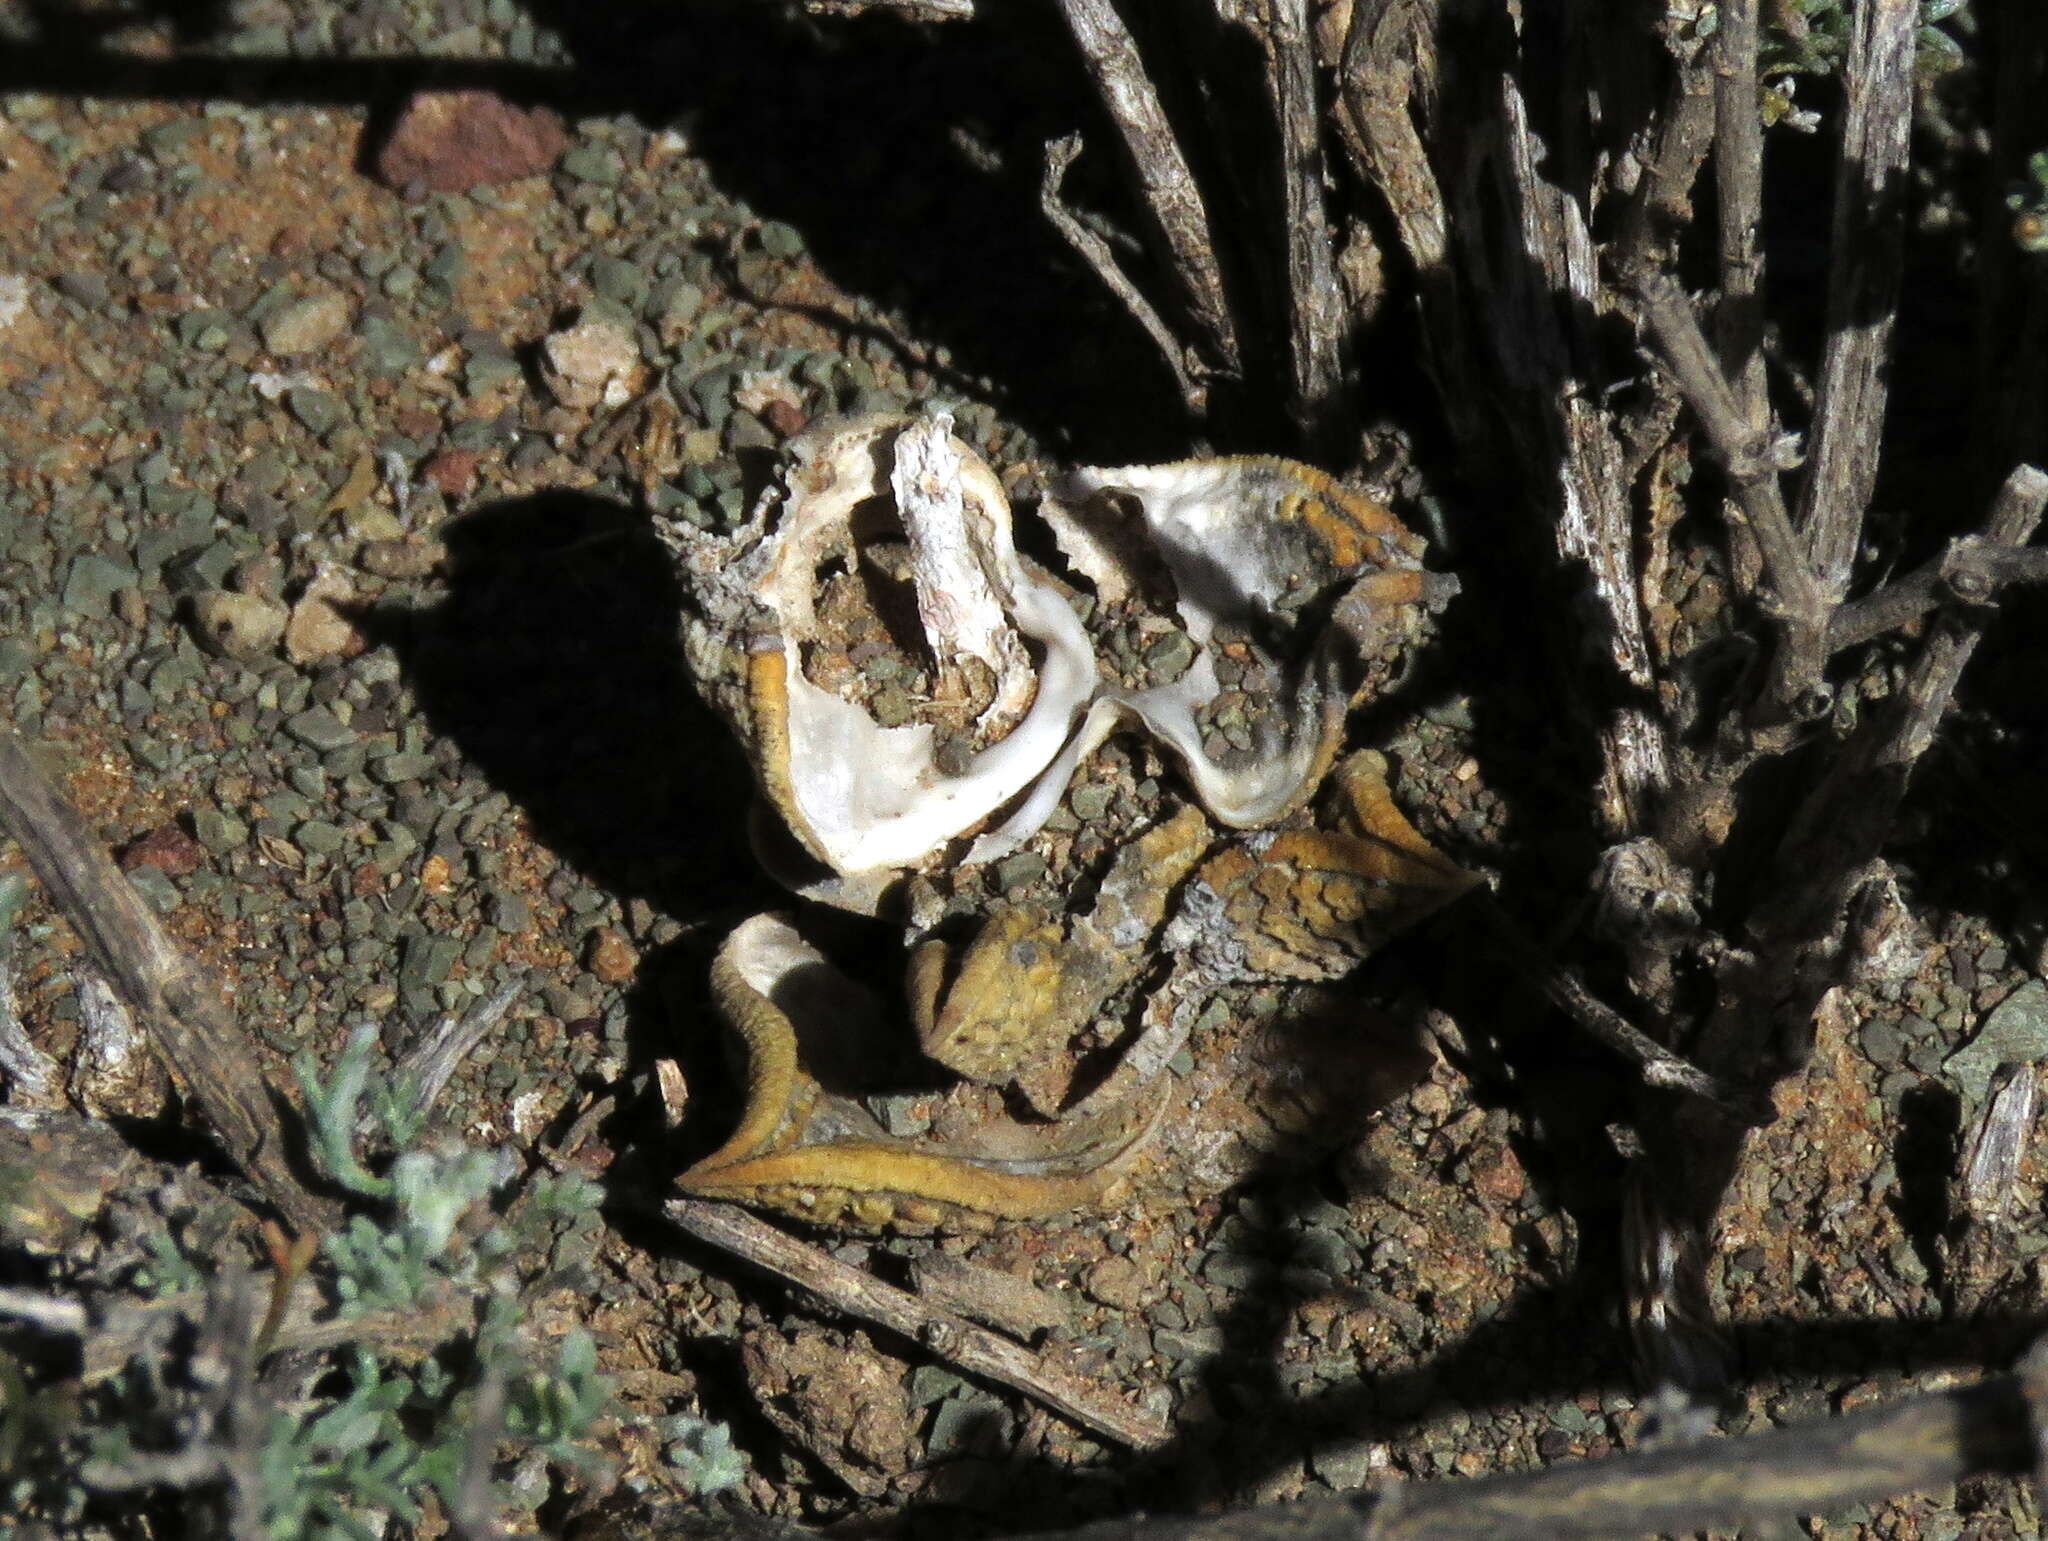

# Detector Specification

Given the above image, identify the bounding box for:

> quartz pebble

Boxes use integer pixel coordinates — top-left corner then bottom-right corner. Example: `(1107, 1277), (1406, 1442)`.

(190, 590), (286, 660)
(260, 292), (350, 356)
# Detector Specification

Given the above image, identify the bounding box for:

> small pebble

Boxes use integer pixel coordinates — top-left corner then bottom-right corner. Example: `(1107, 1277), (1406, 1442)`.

(285, 707), (355, 752)
(993, 852), (1047, 894)
(286, 386), (342, 435)
(260, 291), (350, 355)
(62, 553), (139, 618)
(586, 927), (637, 984)
(1082, 1255), (1146, 1310)
(294, 820), (346, 857)
(189, 590), (286, 660)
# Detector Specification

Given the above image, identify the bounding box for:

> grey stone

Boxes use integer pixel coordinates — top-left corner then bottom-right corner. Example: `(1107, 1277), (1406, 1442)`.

(1946, 980), (2048, 1110)
(926, 1393), (1003, 1460)
(357, 313), (420, 376)
(1152, 1326), (1225, 1364)
(371, 751), (439, 784)
(1145, 629), (1196, 683)
(286, 386), (342, 435)
(993, 852), (1046, 893)
(1203, 1252), (1265, 1290)
(758, 221), (803, 259)
(285, 707), (355, 752)
(127, 866), (181, 913)
(55, 271), (111, 310)
(560, 144), (621, 186)
(192, 807), (249, 852)
(294, 820), (346, 857)
(163, 540), (239, 595)
(62, 552), (138, 617)
(1309, 1438), (1381, 1490)
(465, 350), (522, 393)
(1859, 1015), (1906, 1067)
(865, 1091), (932, 1139)
(1069, 783), (1113, 822)
(908, 1365), (964, 1408)
(176, 309), (231, 351)
(588, 254), (647, 310)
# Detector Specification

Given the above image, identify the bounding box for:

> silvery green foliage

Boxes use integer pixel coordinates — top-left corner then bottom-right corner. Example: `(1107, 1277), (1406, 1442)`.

(2, 1027), (645, 1537)
(658, 1413), (750, 1498)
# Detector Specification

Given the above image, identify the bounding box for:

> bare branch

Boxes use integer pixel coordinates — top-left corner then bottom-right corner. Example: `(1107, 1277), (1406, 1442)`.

(1042, 134), (1207, 415)
(668, 1197), (1171, 1450)
(1608, 33), (1717, 287)
(1712, 0), (1769, 423)
(0, 731), (335, 1236)
(1256, 0), (1347, 447)
(1053, 0), (1241, 377)
(1490, 76), (1670, 832)
(1635, 275), (1816, 615)
(1879, 463), (2048, 766)
(0, 926), (57, 1096)
(1009, 1365), (2034, 1540)
(1795, 0), (1918, 591)
(1829, 533), (2048, 652)
(1335, 0), (1447, 272)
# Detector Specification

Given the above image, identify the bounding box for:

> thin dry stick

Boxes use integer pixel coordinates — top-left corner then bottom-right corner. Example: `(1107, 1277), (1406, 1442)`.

(1336, 0), (1447, 274)
(1042, 134), (1207, 415)
(395, 976), (522, 1120)
(801, 0), (973, 17)
(1053, 0), (1241, 377)
(1009, 1363), (2037, 1541)
(0, 731), (335, 1236)
(1257, 0), (1347, 447)
(668, 1197), (1171, 1451)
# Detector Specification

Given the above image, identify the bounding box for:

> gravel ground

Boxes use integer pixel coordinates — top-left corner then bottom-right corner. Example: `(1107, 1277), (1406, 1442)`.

(4, 4), (2048, 1538)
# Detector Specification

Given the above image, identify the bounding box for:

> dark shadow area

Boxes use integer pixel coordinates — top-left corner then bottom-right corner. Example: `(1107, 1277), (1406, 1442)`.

(354, 488), (771, 925)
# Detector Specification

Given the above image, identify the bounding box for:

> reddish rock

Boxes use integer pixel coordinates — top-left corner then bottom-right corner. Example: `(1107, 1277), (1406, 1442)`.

(420, 446), (481, 497)
(372, 90), (567, 195)
(119, 823), (206, 878)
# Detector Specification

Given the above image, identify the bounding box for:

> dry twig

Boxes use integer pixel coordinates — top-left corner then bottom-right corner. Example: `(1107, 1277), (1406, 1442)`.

(1042, 134), (1207, 415)
(667, 1197), (1171, 1450)
(0, 730), (335, 1235)
(1010, 1360), (2038, 1540)
(1051, 0), (1241, 379)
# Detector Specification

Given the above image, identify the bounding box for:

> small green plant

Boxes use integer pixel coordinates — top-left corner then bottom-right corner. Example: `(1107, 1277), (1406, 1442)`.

(657, 1412), (748, 1499)
(0, 1020), (745, 1537)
